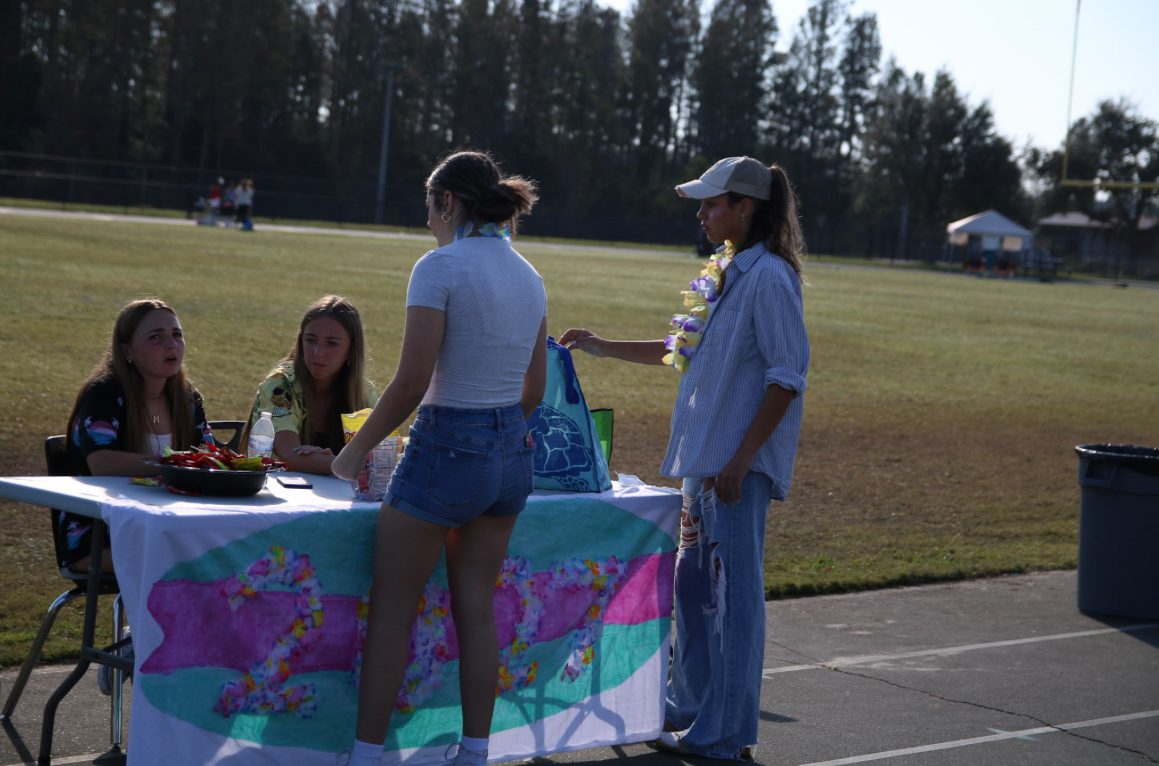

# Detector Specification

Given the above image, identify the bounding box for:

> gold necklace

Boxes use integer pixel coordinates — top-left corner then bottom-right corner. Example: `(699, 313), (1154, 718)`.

(148, 396), (164, 426)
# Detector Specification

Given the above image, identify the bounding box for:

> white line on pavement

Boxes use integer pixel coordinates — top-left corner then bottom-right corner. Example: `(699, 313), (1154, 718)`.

(0, 664), (77, 678)
(1, 753), (108, 766)
(764, 623), (1159, 675)
(795, 709), (1159, 765)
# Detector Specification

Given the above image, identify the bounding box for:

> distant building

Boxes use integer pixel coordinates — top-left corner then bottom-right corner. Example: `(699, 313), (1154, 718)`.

(1037, 211), (1159, 279)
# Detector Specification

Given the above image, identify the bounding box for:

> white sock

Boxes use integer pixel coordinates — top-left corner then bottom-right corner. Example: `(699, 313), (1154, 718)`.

(348, 739), (382, 766)
(460, 736), (489, 754)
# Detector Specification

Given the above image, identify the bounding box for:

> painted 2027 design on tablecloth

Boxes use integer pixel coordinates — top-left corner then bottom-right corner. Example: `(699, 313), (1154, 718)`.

(136, 496), (675, 759)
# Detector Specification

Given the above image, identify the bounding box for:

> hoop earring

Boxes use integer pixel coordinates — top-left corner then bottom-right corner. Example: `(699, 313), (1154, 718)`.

(440, 210), (452, 224)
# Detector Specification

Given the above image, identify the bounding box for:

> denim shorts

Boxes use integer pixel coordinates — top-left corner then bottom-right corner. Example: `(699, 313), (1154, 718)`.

(384, 403), (533, 528)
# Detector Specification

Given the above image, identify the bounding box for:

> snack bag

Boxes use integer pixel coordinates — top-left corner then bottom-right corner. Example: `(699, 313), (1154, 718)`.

(341, 409), (401, 501)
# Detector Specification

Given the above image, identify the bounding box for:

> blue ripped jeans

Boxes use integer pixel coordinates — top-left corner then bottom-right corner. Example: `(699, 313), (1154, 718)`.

(666, 472), (774, 759)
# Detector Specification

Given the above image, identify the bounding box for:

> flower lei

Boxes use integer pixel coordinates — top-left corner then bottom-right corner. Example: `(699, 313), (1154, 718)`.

(662, 240), (734, 373)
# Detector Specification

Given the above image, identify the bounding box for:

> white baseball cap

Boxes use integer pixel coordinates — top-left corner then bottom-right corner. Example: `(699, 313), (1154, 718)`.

(675, 156), (772, 200)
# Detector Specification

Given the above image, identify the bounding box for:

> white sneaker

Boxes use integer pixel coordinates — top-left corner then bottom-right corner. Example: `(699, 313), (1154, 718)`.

(446, 743), (488, 766)
(336, 746), (382, 766)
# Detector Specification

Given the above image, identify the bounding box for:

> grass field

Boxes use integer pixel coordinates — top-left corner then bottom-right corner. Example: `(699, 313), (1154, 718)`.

(2, 211), (1157, 667)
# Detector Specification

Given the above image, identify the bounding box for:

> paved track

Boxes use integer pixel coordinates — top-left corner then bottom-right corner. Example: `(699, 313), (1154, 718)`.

(4, 570), (1156, 765)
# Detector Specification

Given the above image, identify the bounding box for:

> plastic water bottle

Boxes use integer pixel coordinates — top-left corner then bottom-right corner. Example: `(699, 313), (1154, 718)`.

(247, 411), (275, 458)
(354, 430), (401, 501)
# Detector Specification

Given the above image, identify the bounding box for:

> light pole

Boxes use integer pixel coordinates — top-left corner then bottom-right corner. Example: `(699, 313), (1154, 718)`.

(375, 63), (401, 225)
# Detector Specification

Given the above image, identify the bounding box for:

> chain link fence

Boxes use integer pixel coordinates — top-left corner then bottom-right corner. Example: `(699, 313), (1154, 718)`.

(0, 151), (426, 226)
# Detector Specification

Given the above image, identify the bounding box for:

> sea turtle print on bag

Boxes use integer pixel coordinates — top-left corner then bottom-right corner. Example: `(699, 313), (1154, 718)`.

(528, 339), (612, 492)
(529, 403), (599, 491)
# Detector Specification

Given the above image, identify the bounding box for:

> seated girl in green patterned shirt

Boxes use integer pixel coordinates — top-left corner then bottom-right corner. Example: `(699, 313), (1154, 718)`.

(246, 295), (377, 474)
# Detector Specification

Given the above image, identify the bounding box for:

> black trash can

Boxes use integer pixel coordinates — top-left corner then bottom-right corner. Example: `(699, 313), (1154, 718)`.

(1074, 444), (1159, 619)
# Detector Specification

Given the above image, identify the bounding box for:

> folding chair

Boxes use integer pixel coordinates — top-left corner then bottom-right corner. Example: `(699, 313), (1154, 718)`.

(208, 419), (246, 452)
(0, 436), (127, 753)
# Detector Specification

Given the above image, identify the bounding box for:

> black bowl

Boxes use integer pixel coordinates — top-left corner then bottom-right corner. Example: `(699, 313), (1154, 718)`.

(157, 462), (273, 496)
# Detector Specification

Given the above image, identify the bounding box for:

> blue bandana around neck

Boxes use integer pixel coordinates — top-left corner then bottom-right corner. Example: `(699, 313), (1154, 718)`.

(455, 221), (511, 241)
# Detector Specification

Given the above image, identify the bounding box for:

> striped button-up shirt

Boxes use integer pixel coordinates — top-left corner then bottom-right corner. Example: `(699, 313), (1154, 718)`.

(660, 242), (809, 499)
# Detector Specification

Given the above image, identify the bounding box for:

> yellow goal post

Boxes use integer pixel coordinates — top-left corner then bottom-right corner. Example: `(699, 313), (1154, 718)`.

(1060, 0), (1159, 190)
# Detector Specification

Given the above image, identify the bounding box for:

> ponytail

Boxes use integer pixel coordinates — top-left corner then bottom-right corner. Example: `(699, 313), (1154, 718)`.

(472, 177), (539, 230)
(427, 150), (539, 234)
(730, 163), (806, 279)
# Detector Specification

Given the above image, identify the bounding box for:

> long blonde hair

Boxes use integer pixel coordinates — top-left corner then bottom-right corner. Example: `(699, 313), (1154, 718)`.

(270, 295), (372, 451)
(67, 298), (199, 456)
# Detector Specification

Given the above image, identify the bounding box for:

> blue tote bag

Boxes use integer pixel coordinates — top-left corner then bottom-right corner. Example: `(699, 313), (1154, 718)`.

(528, 338), (613, 492)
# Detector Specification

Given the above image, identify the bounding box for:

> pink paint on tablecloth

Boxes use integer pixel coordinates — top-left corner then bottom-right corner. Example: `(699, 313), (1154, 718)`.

(142, 552), (673, 674)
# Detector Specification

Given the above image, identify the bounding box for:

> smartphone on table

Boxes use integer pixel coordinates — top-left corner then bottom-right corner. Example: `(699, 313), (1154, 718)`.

(276, 475), (313, 489)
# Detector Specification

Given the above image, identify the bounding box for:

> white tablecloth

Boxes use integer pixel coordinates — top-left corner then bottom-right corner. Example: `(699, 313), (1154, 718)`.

(2, 475), (680, 765)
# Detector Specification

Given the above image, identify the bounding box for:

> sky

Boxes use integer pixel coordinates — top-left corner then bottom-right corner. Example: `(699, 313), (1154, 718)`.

(602, 0), (1158, 152)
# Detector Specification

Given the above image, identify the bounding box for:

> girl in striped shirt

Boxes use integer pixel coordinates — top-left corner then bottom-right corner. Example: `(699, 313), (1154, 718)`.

(561, 156), (809, 761)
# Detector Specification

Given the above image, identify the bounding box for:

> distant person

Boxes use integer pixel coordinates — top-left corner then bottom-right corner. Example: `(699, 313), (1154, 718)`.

(235, 178), (255, 230)
(997, 253), (1013, 278)
(984, 250), (997, 276)
(207, 177), (224, 221)
(245, 295), (376, 475)
(331, 150), (546, 766)
(560, 155), (809, 761)
(221, 180), (237, 220)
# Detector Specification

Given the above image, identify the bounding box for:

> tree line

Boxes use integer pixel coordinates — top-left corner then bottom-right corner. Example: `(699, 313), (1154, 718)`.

(3, 0), (1156, 258)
